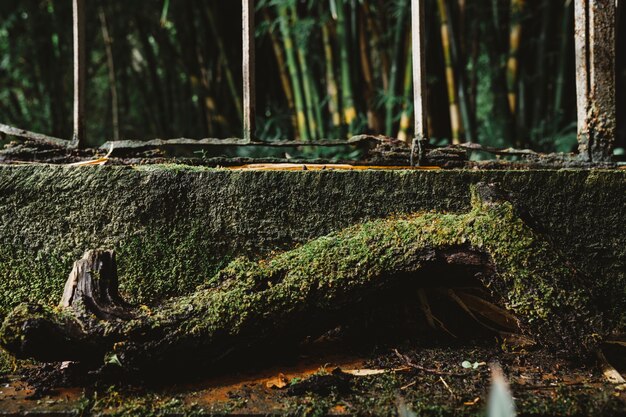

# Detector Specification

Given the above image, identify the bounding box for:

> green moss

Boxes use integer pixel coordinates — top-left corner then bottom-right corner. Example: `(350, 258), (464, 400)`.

(0, 234), (227, 319)
(0, 246), (72, 320)
(115, 228), (229, 304)
(0, 166), (624, 332)
(90, 389), (196, 417)
(0, 184), (607, 364)
(0, 348), (12, 375)
(167, 185), (596, 354)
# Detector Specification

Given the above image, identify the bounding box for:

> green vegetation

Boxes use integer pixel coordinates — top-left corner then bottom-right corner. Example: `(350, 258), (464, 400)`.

(1, 1), (624, 151)
(0, 348), (12, 375)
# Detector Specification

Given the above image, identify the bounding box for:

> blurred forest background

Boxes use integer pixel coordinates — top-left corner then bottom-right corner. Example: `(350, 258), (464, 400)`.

(0, 0), (624, 153)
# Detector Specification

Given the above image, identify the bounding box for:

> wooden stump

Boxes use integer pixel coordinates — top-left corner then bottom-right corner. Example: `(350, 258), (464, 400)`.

(60, 250), (132, 320)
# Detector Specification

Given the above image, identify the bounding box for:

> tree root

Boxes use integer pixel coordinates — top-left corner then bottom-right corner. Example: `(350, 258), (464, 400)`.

(0, 183), (604, 371)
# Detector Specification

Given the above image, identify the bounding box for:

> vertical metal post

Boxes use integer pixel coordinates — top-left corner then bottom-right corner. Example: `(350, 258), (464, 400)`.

(574, 0), (616, 162)
(72, 0), (86, 148)
(243, 0), (256, 142)
(411, 0), (428, 144)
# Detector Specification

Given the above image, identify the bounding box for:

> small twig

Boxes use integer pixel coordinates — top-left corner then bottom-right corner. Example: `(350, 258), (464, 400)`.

(393, 349), (465, 377)
(400, 380), (417, 390)
(513, 382), (587, 391)
(439, 376), (455, 397)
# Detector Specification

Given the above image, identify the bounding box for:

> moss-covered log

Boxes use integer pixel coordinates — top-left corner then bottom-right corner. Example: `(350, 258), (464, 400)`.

(0, 184), (603, 370)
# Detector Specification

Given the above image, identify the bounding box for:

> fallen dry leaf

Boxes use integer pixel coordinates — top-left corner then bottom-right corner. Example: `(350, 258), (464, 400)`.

(400, 380), (417, 390)
(266, 373), (289, 389)
(456, 292), (519, 331)
(464, 397), (481, 406)
(342, 369), (387, 376)
(67, 157), (109, 167)
(341, 367), (411, 376)
(68, 144), (114, 167)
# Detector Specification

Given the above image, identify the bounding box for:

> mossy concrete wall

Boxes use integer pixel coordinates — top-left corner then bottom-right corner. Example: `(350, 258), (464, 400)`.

(0, 166), (624, 323)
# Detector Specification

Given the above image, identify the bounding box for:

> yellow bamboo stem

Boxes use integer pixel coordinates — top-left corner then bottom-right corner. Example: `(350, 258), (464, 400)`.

(437, 0), (464, 144)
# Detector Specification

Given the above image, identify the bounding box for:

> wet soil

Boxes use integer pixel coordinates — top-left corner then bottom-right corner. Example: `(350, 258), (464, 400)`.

(2, 338), (625, 417)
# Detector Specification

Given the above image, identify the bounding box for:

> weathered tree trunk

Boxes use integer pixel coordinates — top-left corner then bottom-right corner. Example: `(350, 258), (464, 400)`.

(0, 184), (604, 371)
(59, 250), (132, 320)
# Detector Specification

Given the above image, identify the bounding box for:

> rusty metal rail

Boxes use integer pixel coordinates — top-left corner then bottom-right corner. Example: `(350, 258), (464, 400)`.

(574, 0), (616, 162)
(0, 0), (619, 163)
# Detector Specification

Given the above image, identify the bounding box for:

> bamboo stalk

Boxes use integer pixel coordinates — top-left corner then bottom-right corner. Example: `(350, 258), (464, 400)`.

(363, 1), (390, 92)
(290, 5), (323, 139)
(134, 13), (173, 135)
(160, 0), (171, 26)
(263, 9), (298, 137)
(479, 2), (515, 145)
(205, 5), (243, 122)
(444, 0), (474, 142)
(358, 6), (381, 132)
(458, 0), (466, 49)
(385, 0), (409, 136)
(321, 17), (342, 130)
(437, 0), (464, 144)
(98, 6), (120, 142)
(277, 4), (310, 141)
(507, 0), (525, 117)
(531, 0), (551, 137)
(191, 3), (218, 136)
(333, 0), (357, 135)
(468, 7), (479, 137)
(307, 69), (325, 139)
(554, 0), (573, 121)
(398, 34), (413, 143)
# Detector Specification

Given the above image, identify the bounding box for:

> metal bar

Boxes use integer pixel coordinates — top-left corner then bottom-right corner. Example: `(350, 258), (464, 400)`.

(99, 135), (380, 153)
(242, 0), (256, 143)
(411, 0), (428, 142)
(72, 0), (86, 148)
(574, 0), (616, 162)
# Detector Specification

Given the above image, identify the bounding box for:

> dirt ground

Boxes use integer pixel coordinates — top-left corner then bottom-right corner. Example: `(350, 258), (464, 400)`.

(1, 338), (626, 417)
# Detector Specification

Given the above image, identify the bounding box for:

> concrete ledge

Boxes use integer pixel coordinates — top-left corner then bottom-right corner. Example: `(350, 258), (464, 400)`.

(0, 166), (624, 319)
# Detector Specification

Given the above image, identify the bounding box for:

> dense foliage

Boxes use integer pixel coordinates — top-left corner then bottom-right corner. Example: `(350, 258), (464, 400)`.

(0, 0), (624, 152)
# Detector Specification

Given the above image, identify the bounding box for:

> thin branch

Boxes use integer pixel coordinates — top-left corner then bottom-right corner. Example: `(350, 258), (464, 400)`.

(393, 349), (466, 377)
